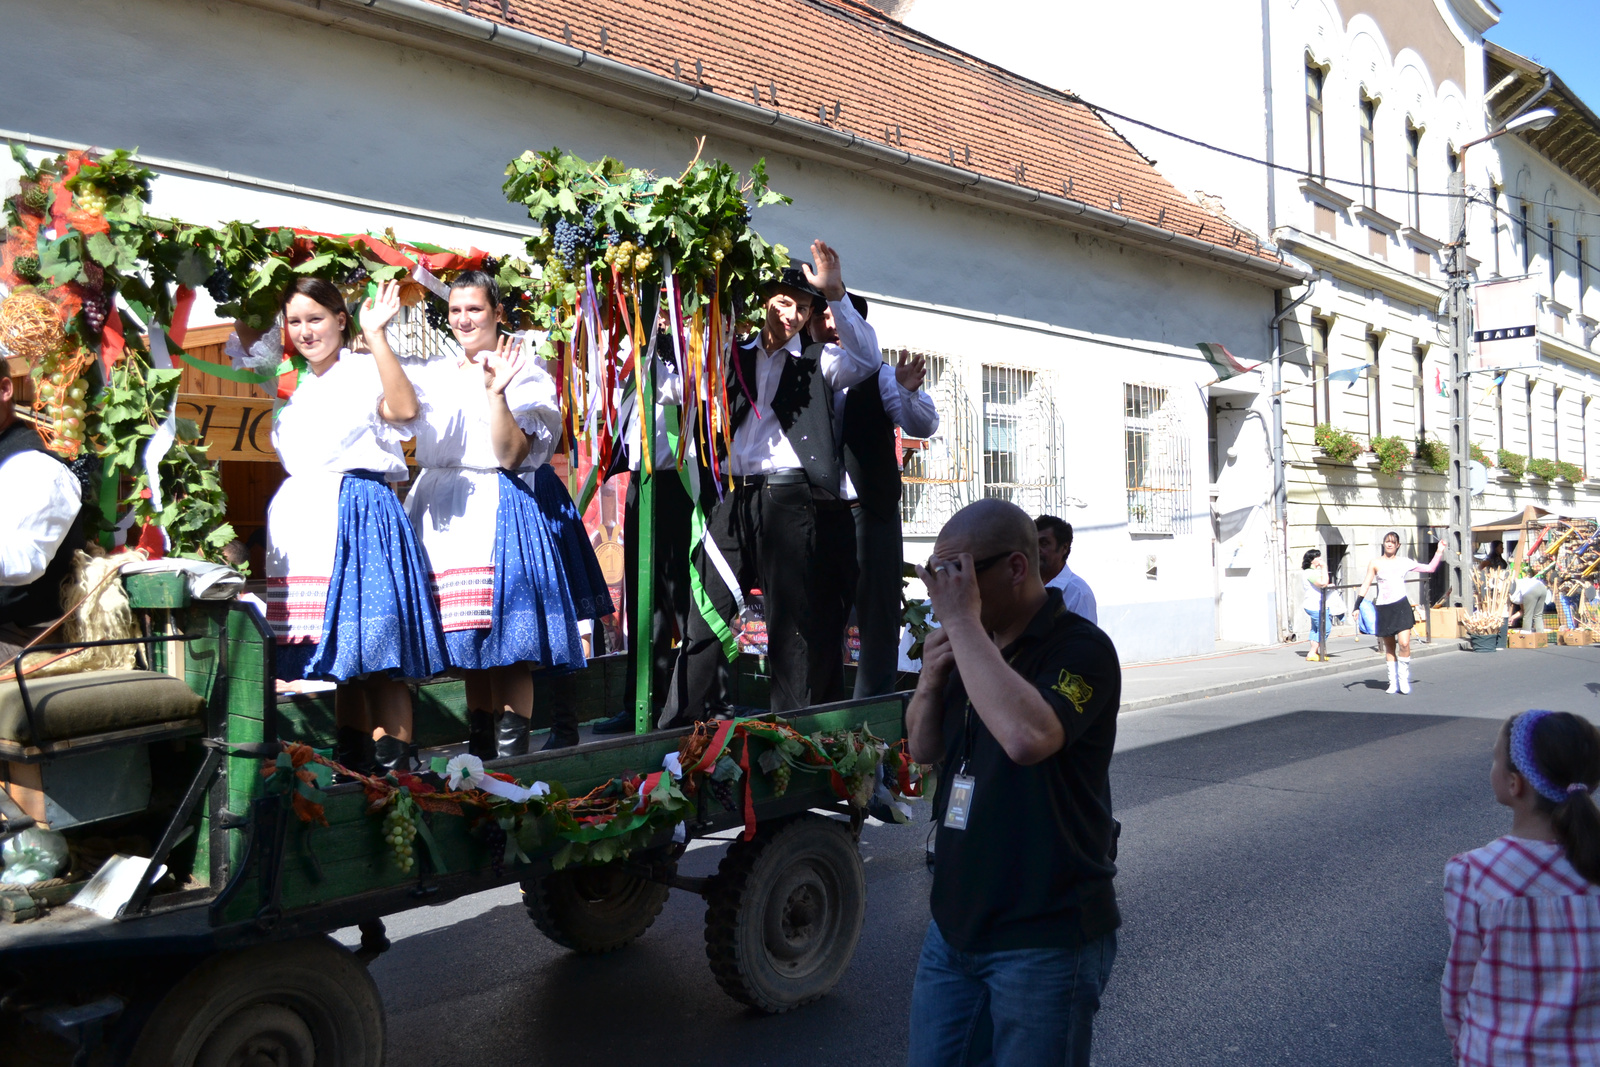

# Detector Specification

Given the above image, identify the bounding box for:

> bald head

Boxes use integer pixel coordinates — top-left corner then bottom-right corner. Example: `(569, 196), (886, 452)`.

(936, 498), (1040, 577)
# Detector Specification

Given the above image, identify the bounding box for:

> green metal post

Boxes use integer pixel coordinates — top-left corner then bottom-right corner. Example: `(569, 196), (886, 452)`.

(634, 361), (656, 734)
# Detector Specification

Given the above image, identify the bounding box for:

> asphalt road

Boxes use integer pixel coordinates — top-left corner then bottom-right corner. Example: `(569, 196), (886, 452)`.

(351, 644), (1600, 1066)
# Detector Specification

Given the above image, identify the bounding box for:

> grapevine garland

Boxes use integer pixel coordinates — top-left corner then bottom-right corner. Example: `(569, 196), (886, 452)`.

(267, 718), (929, 876)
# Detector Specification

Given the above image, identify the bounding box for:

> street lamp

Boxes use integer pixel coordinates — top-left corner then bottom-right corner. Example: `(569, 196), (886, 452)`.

(1445, 105), (1559, 611)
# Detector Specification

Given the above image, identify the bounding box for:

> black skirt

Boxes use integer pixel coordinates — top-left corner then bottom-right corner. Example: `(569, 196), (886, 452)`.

(1375, 599), (1415, 637)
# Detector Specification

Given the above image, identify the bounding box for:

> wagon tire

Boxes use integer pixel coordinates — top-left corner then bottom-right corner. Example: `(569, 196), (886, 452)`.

(704, 814), (866, 1013)
(126, 935), (383, 1067)
(523, 860), (673, 953)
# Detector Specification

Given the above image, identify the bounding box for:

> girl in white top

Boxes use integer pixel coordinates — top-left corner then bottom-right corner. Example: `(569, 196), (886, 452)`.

(403, 271), (585, 759)
(262, 278), (448, 774)
(1356, 530), (1443, 696)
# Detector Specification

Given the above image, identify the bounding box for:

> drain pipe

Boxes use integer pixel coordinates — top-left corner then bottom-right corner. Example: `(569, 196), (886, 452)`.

(1270, 282), (1314, 640)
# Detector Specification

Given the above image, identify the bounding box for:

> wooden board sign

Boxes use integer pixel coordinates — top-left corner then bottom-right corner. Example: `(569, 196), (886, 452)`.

(177, 394), (417, 464)
(177, 393), (280, 462)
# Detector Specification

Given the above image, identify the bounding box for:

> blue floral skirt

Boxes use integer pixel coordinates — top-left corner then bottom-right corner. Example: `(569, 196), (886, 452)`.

(444, 470), (588, 672)
(278, 470), (449, 683)
(532, 463), (616, 623)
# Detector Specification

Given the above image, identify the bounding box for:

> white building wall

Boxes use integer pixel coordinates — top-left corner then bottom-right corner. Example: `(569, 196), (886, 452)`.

(0, 0), (1282, 663)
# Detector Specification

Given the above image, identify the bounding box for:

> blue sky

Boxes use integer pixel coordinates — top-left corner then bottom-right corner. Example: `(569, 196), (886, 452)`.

(1486, 0), (1600, 113)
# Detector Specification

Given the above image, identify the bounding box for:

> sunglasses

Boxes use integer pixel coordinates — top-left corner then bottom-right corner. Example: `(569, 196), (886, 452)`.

(972, 552), (1015, 573)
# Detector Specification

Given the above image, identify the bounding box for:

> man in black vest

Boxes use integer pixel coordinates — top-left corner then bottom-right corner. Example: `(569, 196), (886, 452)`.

(0, 369), (86, 663)
(664, 240), (881, 721)
(833, 323), (939, 698)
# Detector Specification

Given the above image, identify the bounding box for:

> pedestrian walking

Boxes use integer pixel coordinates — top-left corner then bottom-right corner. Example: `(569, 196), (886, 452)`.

(1355, 531), (1443, 695)
(1300, 548), (1346, 662)
(1441, 710), (1600, 1065)
(905, 498), (1121, 1067)
(1508, 576), (1549, 634)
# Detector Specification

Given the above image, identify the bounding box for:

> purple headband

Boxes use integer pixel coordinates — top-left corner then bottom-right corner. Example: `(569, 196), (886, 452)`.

(1510, 710), (1594, 804)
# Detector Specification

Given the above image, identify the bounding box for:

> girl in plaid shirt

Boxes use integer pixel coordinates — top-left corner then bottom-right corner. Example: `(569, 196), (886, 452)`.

(1442, 710), (1600, 1065)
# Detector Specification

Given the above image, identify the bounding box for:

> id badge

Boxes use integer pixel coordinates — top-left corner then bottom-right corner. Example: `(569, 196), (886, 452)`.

(944, 774), (976, 830)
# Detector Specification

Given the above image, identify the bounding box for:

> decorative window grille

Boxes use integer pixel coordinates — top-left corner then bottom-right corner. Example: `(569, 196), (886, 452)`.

(980, 364), (1067, 515)
(1124, 383), (1191, 534)
(390, 304), (454, 362)
(898, 352), (976, 535)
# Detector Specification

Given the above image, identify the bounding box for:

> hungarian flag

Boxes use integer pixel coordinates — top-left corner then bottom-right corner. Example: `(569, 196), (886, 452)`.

(1196, 342), (1261, 381)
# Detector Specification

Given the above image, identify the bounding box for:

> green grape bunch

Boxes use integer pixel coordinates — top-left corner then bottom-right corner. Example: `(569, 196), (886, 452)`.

(770, 764), (792, 798)
(382, 802), (418, 874)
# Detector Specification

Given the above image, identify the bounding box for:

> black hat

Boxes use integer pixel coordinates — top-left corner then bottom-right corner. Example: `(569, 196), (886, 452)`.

(768, 264), (826, 306)
(847, 292), (868, 320)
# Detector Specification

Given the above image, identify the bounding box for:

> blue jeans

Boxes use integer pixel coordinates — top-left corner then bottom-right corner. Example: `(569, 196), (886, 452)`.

(1305, 608), (1345, 646)
(907, 919), (1116, 1067)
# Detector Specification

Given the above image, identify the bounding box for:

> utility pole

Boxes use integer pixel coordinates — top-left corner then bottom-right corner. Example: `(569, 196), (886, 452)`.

(1446, 169), (1472, 609)
(1445, 101), (1558, 610)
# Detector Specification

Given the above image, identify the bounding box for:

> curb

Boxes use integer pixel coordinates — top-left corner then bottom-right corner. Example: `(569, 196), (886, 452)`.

(1120, 641), (1464, 713)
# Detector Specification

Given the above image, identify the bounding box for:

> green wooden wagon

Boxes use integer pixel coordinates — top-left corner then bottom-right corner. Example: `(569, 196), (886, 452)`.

(0, 572), (910, 1066)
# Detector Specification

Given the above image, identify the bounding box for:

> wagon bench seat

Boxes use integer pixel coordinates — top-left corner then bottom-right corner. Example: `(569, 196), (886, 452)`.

(0, 670), (204, 746)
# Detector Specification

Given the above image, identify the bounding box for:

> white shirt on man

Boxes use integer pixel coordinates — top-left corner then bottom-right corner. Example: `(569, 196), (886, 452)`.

(1045, 561), (1098, 624)
(730, 297), (879, 477)
(1, 450), (82, 586)
(832, 363), (940, 500)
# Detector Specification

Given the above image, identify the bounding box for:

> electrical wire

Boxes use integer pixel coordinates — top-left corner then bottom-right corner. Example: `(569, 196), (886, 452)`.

(1076, 94), (1464, 199)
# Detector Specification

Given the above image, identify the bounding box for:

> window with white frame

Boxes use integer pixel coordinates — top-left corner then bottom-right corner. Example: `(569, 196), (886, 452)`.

(982, 365), (1031, 495)
(1124, 383), (1191, 535)
(1310, 317), (1331, 428)
(1405, 121), (1422, 229)
(979, 365), (1068, 515)
(1549, 216), (1560, 295)
(1359, 94), (1378, 209)
(1365, 333), (1382, 437)
(1306, 64), (1326, 180)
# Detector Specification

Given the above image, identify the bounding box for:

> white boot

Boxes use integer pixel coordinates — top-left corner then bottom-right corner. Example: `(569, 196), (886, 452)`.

(1397, 657), (1411, 695)
(1386, 660), (1399, 695)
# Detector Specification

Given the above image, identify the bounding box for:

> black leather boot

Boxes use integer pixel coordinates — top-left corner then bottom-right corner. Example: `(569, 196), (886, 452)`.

(334, 727), (376, 779)
(467, 710), (497, 761)
(496, 713), (532, 759)
(542, 706), (580, 751)
(374, 735), (419, 776)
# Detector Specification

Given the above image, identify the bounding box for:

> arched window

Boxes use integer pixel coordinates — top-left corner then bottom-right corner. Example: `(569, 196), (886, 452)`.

(1359, 94), (1378, 209)
(1405, 121), (1422, 229)
(1306, 64), (1326, 180)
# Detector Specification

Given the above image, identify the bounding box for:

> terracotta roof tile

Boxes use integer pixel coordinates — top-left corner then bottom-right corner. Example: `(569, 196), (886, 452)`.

(420, 0), (1277, 264)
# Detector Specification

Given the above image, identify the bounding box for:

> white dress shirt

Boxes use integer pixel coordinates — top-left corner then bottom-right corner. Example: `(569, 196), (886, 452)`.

(1045, 560), (1099, 625)
(730, 298), (880, 476)
(0, 449), (83, 586)
(833, 363), (941, 500)
(622, 353), (684, 473)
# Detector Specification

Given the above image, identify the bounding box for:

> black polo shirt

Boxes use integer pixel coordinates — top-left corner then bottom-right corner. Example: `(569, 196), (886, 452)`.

(928, 588), (1121, 953)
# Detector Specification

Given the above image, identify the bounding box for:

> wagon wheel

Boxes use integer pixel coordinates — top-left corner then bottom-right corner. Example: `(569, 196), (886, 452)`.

(704, 814), (866, 1013)
(523, 859), (673, 954)
(126, 935), (383, 1067)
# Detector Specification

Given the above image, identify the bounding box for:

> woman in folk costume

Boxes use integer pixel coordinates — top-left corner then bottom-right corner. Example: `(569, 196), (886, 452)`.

(261, 278), (448, 775)
(404, 270), (592, 757)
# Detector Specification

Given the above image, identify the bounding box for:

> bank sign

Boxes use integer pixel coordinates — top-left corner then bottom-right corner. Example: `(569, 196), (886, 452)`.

(1471, 275), (1542, 373)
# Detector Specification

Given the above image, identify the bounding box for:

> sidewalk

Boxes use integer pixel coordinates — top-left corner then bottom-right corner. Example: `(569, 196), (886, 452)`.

(1120, 631), (1463, 713)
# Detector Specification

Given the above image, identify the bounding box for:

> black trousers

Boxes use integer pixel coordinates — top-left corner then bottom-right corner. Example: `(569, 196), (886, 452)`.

(809, 504), (860, 705)
(852, 503), (904, 698)
(673, 480), (829, 716)
(623, 471), (694, 716)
